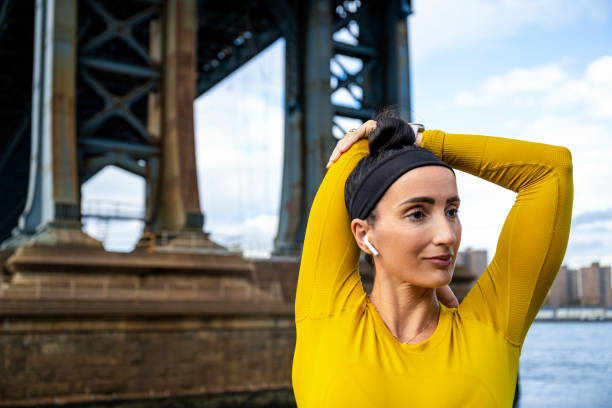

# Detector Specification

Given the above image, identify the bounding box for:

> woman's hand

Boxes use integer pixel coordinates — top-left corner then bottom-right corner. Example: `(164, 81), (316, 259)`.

(436, 285), (459, 308)
(326, 120), (377, 168)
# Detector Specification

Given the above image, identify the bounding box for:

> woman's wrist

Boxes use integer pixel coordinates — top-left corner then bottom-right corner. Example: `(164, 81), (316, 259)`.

(326, 120), (377, 168)
(408, 123), (424, 147)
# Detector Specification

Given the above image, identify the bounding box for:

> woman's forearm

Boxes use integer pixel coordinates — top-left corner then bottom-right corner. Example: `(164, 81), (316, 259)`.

(421, 130), (572, 192)
(296, 139), (370, 322)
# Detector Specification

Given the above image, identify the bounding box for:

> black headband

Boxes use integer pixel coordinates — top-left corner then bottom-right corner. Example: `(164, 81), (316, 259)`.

(349, 147), (455, 220)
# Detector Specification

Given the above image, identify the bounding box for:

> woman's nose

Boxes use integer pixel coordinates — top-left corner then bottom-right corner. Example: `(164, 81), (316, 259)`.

(432, 214), (458, 246)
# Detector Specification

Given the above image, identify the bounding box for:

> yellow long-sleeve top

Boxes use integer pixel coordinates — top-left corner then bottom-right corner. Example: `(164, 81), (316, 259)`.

(292, 130), (573, 407)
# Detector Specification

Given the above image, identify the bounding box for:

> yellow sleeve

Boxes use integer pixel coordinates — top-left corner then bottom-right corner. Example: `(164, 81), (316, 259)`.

(422, 130), (574, 347)
(295, 139), (370, 322)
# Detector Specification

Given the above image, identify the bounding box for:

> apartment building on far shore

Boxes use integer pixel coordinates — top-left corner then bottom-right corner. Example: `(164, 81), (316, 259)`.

(546, 262), (612, 307)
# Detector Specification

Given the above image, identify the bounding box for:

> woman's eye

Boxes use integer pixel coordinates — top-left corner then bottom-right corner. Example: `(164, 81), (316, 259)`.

(447, 208), (459, 218)
(407, 211), (425, 220)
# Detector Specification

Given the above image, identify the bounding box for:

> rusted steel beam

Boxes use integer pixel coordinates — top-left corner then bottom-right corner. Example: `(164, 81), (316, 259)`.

(79, 56), (160, 78)
(79, 69), (157, 143)
(385, 1), (412, 120)
(144, 18), (162, 228)
(2, 0), (101, 249)
(274, 0), (334, 256)
(274, 2), (304, 256)
(197, 27), (281, 95)
(154, 0), (206, 236)
(82, 0), (157, 64)
(47, 0), (79, 221)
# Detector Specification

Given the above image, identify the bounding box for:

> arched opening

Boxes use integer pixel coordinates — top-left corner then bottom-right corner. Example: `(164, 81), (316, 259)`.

(81, 165), (145, 252)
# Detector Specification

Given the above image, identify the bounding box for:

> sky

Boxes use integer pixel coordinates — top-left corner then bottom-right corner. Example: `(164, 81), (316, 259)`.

(82, 0), (612, 269)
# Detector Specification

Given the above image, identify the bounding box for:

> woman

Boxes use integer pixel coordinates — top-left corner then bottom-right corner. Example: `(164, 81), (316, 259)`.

(291, 115), (573, 407)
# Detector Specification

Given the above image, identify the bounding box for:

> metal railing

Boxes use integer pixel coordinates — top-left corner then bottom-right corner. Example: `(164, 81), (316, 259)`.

(81, 200), (276, 257)
(81, 199), (145, 221)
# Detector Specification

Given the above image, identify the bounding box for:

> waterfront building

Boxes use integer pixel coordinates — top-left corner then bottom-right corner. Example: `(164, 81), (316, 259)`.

(547, 265), (580, 306)
(456, 248), (488, 280)
(579, 262), (612, 307)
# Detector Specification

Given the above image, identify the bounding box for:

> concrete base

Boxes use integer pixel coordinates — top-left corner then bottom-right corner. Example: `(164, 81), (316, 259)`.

(0, 315), (296, 407)
(14, 389), (298, 408)
(1, 245), (293, 317)
(0, 249), (297, 407)
(134, 230), (227, 253)
(5, 245), (252, 276)
(1, 222), (103, 250)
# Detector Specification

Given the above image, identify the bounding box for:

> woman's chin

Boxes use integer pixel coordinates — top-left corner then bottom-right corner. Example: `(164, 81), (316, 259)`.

(427, 270), (453, 287)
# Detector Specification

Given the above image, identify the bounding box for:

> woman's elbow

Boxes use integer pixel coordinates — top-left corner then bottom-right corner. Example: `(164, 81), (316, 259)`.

(555, 146), (573, 173)
(554, 146), (574, 204)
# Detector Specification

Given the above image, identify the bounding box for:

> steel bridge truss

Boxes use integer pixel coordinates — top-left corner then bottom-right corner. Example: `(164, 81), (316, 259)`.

(77, 0), (161, 222)
(0, 0), (413, 256)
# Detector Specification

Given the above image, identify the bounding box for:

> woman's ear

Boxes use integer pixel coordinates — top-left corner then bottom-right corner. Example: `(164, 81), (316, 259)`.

(351, 218), (376, 256)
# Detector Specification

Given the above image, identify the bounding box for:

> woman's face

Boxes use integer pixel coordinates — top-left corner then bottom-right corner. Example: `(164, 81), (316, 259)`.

(367, 165), (461, 288)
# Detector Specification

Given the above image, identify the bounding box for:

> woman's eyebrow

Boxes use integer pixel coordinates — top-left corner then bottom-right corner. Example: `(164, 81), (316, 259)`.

(397, 196), (461, 207)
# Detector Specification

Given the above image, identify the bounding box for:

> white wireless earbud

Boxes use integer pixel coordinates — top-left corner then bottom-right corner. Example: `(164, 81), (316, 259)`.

(363, 235), (379, 256)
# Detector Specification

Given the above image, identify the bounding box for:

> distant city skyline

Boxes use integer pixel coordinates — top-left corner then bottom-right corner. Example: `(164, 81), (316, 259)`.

(547, 262), (612, 308)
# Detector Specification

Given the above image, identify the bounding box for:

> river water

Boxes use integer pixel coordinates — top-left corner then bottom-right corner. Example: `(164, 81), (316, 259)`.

(517, 321), (612, 408)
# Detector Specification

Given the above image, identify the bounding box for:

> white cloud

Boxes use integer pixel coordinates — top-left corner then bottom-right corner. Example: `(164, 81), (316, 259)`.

(81, 166), (145, 206)
(456, 91), (476, 107)
(83, 219), (144, 252)
(455, 56), (612, 120)
(583, 56), (612, 118)
(411, 0), (612, 61)
(194, 91), (284, 221)
(482, 66), (567, 97)
(209, 213), (279, 258)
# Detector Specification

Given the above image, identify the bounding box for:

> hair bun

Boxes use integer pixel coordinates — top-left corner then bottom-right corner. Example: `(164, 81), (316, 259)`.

(368, 116), (416, 154)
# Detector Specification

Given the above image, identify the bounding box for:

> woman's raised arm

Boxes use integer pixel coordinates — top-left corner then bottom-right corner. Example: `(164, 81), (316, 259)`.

(294, 136), (370, 322)
(421, 130), (574, 347)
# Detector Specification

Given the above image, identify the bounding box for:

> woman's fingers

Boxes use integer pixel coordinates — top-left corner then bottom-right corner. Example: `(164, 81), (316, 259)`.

(326, 146), (339, 169)
(436, 285), (459, 308)
(326, 136), (351, 168)
(363, 119), (377, 136)
(326, 120), (377, 168)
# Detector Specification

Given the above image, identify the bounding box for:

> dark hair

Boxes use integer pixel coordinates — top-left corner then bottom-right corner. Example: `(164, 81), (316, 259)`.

(344, 111), (418, 267)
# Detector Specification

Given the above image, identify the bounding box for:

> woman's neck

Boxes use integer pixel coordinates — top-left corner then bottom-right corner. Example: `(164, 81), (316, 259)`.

(368, 271), (441, 344)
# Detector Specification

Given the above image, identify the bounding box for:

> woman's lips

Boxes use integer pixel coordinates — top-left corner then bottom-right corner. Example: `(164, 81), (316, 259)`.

(424, 255), (452, 266)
